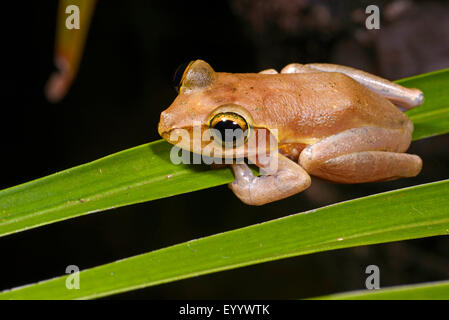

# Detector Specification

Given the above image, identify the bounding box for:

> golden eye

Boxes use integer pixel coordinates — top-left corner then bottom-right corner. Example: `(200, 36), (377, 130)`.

(209, 112), (250, 147)
(173, 61), (194, 93)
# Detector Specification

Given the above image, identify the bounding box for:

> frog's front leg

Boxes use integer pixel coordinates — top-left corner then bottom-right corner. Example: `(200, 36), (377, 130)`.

(299, 127), (422, 183)
(229, 153), (311, 205)
(281, 63), (423, 109)
(259, 68), (278, 74)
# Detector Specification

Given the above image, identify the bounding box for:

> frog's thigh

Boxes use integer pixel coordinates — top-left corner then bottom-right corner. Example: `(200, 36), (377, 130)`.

(229, 154), (311, 205)
(299, 127), (422, 183)
(307, 151), (422, 183)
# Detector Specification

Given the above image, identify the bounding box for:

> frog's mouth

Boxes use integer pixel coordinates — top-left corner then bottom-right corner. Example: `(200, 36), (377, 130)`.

(159, 124), (280, 162)
(159, 126), (240, 158)
(159, 127), (196, 150)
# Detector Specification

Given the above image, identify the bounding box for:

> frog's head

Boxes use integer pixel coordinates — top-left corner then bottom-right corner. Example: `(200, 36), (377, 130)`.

(158, 60), (274, 160)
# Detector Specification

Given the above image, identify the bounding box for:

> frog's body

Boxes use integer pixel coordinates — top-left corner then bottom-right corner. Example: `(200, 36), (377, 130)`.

(192, 72), (412, 157)
(159, 60), (423, 205)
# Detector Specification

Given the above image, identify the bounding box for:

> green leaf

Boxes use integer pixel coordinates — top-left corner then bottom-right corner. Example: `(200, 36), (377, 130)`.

(314, 280), (449, 300)
(1, 68), (449, 238)
(0, 141), (233, 237)
(1, 179), (449, 299)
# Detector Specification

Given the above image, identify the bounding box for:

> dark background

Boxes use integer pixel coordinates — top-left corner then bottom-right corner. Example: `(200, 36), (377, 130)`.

(1, 0), (449, 299)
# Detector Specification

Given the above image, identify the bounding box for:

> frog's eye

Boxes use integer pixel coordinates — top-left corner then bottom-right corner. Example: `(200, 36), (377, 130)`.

(209, 112), (250, 147)
(173, 61), (194, 93)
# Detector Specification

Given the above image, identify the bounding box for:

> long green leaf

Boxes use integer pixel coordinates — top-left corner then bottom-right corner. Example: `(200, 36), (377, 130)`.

(1, 179), (449, 299)
(1, 68), (448, 238)
(0, 142), (233, 237)
(402, 68), (449, 139)
(314, 280), (449, 300)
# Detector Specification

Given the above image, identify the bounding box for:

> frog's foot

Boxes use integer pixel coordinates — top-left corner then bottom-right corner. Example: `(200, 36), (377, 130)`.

(229, 154), (311, 205)
(299, 127), (422, 183)
(281, 63), (424, 110)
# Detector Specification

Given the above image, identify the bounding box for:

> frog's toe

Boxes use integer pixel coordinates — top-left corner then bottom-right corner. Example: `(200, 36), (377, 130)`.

(259, 68), (278, 74)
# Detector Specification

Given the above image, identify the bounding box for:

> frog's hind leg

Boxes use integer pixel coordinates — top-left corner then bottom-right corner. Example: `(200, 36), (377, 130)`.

(305, 151), (422, 183)
(229, 153), (311, 205)
(281, 63), (424, 110)
(299, 127), (422, 183)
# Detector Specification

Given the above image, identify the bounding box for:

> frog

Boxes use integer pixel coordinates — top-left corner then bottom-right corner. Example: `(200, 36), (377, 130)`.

(158, 60), (424, 205)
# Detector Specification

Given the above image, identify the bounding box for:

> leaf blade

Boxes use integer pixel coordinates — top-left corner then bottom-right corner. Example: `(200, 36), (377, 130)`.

(0, 142), (233, 237)
(314, 279), (449, 300)
(402, 68), (449, 140)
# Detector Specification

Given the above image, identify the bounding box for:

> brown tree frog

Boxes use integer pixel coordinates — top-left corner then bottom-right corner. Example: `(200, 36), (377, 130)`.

(158, 60), (423, 205)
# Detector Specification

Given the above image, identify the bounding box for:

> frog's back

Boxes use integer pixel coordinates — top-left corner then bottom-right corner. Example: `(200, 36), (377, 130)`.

(228, 72), (411, 143)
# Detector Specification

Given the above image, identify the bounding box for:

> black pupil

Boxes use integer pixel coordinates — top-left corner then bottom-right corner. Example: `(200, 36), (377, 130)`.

(213, 119), (245, 144)
(173, 62), (191, 92)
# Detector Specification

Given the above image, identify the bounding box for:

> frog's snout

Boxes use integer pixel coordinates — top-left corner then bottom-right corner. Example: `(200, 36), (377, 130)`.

(158, 111), (188, 144)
